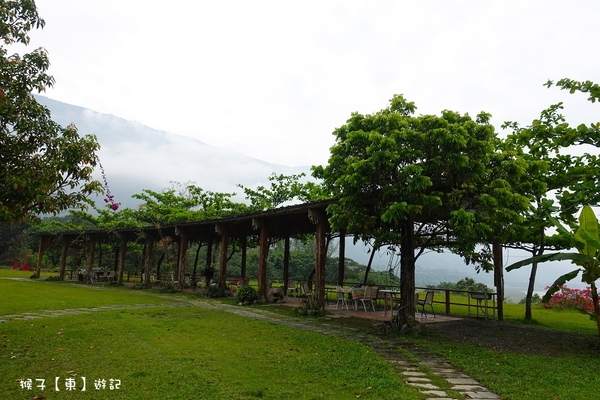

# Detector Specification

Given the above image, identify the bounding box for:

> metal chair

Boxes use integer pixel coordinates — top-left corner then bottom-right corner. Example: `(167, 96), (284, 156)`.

(418, 290), (436, 318)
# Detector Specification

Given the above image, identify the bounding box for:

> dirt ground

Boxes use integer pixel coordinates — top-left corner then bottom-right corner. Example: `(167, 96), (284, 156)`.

(268, 301), (600, 356)
(419, 317), (600, 357)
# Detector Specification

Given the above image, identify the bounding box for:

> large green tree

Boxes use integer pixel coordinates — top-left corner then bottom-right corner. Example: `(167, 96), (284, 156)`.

(502, 101), (595, 320)
(0, 0), (101, 224)
(313, 95), (527, 326)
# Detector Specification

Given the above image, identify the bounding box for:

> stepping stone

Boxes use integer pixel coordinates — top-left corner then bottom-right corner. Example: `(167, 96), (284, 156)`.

(402, 371), (428, 377)
(460, 391), (500, 399)
(446, 377), (479, 385)
(407, 382), (440, 390)
(422, 390), (450, 397)
(406, 377), (431, 383)
(452, 384), (488, 391)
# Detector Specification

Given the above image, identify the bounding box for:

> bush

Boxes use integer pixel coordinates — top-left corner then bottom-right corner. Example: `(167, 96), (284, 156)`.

(205, 285), (226, 298)
(237, 286), (258, 304)
(292, 294), (325, 317)
(518, 293), (542, 305)
(159, 281), (176, 293)
(541, 285), (594, 312)
(11, 261), (32, 271)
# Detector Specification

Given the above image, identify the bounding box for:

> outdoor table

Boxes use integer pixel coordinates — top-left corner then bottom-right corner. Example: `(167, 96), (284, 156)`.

(349, 287), (366, 311)
(469, 292), (495, 319)
(379, 289), (401, 317)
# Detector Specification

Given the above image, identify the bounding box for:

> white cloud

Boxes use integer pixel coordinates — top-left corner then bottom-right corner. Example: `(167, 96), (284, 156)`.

(25, 0), (600, 167)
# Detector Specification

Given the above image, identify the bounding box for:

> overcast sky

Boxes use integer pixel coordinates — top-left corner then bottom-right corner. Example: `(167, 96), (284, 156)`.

(23, 1), (600, 167)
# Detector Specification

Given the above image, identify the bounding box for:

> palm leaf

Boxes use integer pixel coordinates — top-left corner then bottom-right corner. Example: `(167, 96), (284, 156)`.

(577, 229), (600, 256)
(505, 252), (592, 272)
(576, 205), (599, 257)
(541, 269), (581, 303)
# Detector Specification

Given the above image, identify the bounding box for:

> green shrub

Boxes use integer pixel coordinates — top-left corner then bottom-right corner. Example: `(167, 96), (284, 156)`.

(237, 286), (258, 304)
(206, 285), (226, 298)
(160, 280), (176, 293)
(292, 294), (325, 317)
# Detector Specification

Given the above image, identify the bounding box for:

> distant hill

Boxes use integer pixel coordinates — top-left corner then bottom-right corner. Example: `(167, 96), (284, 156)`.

(36, 95), (310, 210)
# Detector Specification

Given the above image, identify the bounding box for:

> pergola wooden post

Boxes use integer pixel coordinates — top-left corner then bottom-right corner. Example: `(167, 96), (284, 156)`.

(240, 236), (247, 278)
(176, 228), (188, 291)
(254, 218), (269, 301)
(283, 235), (290, 294)
(85, 236), (96, 281)
(310, 208), (327, 306)
(35, 235), (50, 278)
(143, 234), (153, 287)
(118, 237), (127, 285)
(217, 224), (228, 290)
(205, 239), (213, 286)
(338, 230), (346, 286)
(59, 237), (71, 281)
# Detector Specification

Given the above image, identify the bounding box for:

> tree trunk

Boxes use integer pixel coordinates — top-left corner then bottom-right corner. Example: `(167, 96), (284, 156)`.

(525, 262), (538, 320)
(526, 221), (546, 320)
(493, 240), (504, 321)
(591, 282), (600, 342)
(398, 218), (416, 327)
(363, 245), (376, 285)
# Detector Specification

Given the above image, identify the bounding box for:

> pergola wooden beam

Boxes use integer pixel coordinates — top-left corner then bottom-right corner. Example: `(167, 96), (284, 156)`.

(33, 200), (336, 306)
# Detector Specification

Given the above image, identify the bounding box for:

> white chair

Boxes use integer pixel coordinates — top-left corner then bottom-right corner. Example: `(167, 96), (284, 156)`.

(356, 286), (376, 312)
(418, 290), (436, 318)
(335, 286), (349, 310)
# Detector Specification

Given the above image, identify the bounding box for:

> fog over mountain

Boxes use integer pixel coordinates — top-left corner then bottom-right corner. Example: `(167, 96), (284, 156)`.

(38, 96), (585, 299)
(37, 95), (311, 210)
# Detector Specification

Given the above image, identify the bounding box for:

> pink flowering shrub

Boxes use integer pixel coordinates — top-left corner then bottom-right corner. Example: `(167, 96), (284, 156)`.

(11, 261), (32, 271)
(541, 285), (595, 313)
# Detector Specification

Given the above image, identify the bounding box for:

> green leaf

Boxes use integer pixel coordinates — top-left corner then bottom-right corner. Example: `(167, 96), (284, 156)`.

(505, 252), (592, 272)
(576, 205), (599, 257)
(541, 269), (581, 303)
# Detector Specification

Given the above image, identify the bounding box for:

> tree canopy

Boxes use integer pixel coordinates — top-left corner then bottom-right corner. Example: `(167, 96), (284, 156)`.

(0, 0), (102, 224)
(313, 94), (528, 322)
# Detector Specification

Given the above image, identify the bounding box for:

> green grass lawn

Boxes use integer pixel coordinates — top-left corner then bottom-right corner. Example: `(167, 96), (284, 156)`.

(415, 291), (600, 400)
(0, 270), (420, 400)
(425, 291), (598, 335)
(5, 268), (600, 400)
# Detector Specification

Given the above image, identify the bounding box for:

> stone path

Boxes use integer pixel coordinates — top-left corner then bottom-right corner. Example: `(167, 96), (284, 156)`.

(2, 295), (500, 399)
(0, 303), (189, 323)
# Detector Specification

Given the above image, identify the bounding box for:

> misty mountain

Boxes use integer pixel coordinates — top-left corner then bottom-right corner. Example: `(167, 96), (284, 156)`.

(36, 95), (310, 210)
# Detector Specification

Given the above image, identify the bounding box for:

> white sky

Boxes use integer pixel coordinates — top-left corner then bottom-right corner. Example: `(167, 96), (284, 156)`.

(22, 0), (600, 167)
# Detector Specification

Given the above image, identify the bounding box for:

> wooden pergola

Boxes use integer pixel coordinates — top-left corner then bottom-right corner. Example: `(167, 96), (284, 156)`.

(33, 200), (345, 304)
